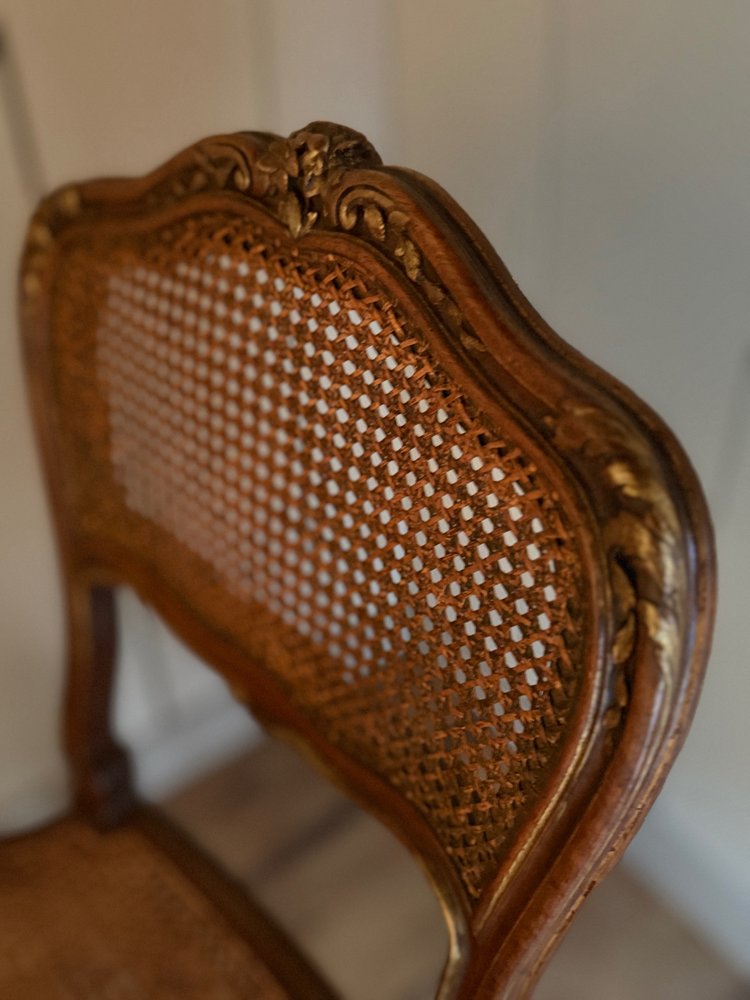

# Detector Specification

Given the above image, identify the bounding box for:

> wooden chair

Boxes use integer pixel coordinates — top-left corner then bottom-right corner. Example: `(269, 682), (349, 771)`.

(8, 122), (715, 998)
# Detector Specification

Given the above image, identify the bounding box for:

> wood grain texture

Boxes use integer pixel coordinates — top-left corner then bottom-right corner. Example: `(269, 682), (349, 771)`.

(16, 122), (715, 997)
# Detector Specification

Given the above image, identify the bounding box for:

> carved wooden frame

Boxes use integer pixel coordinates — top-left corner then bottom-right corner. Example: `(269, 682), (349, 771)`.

(20, 123), (715, 998)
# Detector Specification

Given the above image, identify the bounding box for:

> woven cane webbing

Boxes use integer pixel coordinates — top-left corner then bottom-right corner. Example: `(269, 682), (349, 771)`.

(0, 818), (294, 999)
(51, 210), (584, 899)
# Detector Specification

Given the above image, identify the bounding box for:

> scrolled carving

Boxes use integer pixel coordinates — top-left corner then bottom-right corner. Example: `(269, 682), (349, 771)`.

(23, 124), (482, 361)
(190, 123), (383, 238)
(22, 187), (83, 303)
(334, 183), (473, 346)
(191, 126), (474, 343)
(554, 402), (685, 732)
(194, 140), (253, 192)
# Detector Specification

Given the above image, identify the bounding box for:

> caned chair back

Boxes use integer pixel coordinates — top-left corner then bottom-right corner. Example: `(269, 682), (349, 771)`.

(20, 123), (715, 997)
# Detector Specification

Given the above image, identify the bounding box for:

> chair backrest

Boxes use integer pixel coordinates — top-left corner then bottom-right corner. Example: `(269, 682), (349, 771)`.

(20, 122), (715, 998)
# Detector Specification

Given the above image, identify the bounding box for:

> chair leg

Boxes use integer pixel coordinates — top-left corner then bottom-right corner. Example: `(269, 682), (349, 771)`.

(64, 581), (135, 828)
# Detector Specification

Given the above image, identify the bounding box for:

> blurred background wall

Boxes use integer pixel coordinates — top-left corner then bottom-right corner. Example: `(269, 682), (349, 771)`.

(1, 0), (747, 978)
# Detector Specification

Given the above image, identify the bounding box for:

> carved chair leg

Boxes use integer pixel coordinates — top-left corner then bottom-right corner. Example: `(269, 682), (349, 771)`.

(64, 581), (135, 828)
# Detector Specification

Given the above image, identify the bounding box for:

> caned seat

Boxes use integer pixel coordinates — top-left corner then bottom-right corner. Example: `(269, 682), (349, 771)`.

(0, 812), (333, 1000)
(10, 122), (715, 997)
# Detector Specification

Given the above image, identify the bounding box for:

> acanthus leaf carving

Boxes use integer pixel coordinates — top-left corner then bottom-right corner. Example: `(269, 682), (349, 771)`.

(554, 402), (685, 735)
(23, 125), (485, 361)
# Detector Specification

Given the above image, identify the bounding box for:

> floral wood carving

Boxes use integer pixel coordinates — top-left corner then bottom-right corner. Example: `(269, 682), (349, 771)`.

(187, 122), (384, 236)
(24, 124), (480, 354)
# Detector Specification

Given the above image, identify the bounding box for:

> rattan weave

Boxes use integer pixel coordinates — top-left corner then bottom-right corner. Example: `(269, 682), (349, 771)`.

(51, 210), (584, 899)
(0, 817), (291, 999)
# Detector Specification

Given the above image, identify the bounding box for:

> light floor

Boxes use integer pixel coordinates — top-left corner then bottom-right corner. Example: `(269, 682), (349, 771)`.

(164, 739), (748, 1000)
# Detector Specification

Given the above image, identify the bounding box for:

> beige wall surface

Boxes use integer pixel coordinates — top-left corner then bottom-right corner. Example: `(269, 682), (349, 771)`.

(0, 0), (747, 975)
(0, 0), (267, 827)
(0, 80), (67, 827)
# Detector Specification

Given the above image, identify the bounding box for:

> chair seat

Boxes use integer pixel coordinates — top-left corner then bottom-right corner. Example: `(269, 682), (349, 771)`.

(0, 812), (334, 999)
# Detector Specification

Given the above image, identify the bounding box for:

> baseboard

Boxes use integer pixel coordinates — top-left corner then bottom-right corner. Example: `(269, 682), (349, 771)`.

(624, 802), (750, 978)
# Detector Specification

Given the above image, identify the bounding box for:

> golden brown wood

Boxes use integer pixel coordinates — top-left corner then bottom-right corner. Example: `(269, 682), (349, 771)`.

(63, 582), (134, 827)
(14, 122), (715, 997)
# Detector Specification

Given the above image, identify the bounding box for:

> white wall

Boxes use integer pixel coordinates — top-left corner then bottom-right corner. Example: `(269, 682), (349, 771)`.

(0, 0), (747, 975)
